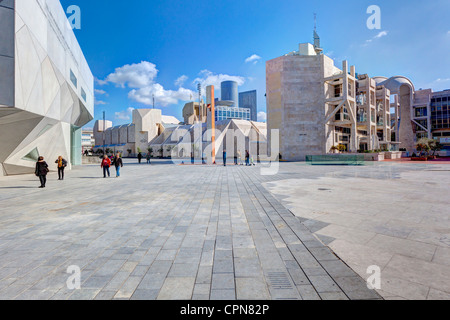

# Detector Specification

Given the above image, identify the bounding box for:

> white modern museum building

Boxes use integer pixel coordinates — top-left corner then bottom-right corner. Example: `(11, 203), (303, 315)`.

(0, 0), (94, 176)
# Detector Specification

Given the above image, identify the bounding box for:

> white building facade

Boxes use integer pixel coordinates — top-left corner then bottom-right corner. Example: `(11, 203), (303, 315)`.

(0, 0), (94, 175)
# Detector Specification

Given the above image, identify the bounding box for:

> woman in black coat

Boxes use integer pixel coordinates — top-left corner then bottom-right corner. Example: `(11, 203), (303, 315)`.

(35, 156), (49, 188)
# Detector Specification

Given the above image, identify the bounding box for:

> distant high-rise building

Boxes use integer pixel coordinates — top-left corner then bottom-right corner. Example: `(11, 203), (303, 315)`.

(239, 90), (257, 121)
(221, 81), (239, 107)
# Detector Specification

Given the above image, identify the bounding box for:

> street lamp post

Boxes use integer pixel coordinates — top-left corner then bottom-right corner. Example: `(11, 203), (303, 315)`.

(103, 111), (106, 156)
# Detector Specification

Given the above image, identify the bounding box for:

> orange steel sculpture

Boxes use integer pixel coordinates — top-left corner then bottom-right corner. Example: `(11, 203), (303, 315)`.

(206, 85), (216, 164)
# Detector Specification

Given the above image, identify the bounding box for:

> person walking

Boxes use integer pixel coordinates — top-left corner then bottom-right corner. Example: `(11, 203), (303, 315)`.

(250, 155), (255, 166)
(101, 155), (111, 178)
(137, 152), (143, 164)
(146, 152), (151, 164)
(223, 149), (227, 167)
(245, 150), (250, 166)
(35, 156), (49, 188)
(113, 154), (123, 177)
(55, 156), (67, 180)
(202, 152), (206, 165)
(237, 150), (243, 166)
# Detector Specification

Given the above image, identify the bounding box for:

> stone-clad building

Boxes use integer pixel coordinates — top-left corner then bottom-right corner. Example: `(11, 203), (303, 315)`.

(266, 38), (448, 160)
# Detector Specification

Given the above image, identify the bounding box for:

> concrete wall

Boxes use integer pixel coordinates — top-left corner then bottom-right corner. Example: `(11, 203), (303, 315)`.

(93, 120), (112, 146)
(133, 109), (161, 153)
(399, 85), (415, 151)
(267, 54), (327, 161)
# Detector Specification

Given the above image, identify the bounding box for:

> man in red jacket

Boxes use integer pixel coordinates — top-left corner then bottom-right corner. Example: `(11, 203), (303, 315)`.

(101, 155), (111, 178)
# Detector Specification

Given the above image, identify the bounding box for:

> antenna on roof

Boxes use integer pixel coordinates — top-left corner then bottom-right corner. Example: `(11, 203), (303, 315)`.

(313, 13), (323, 55)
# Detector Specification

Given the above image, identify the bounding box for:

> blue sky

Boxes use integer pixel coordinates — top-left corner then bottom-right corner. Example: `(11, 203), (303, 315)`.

(60, 0), (450, 128)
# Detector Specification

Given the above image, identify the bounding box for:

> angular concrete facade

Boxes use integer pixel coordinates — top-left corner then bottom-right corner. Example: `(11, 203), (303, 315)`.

(93, 109), (181, 155)
(0, 0), (94, 175)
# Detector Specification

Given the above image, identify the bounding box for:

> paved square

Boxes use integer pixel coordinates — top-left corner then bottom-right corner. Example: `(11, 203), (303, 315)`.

(1, 159), (446, 300)
(263, 161), (450, 300)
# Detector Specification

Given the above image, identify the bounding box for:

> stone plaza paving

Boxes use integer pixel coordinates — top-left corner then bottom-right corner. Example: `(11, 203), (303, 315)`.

(0, 159), (448, 300)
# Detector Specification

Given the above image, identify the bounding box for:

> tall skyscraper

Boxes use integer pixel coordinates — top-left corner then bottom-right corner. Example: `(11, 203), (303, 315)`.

(239, 90), (257, 121)
(221, 81), (239, 107)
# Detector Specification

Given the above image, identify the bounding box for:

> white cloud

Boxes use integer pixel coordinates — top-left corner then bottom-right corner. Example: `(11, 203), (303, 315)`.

(101, 61), (158, 88)
(129, 84), (195, 107)
(374, 31), (388, 38)
(115, 107), (134, 121)
(257, 111), (267, 122)
(95, 99), (107, 105)
(99, 62), (246, 108)
(245, 54), (262, 64)
(175, 75), (188, 87)
(193, 70), (245, 90)
(364, 30), (388, 46)
(94, 89), (107, 95)
(99, 61), (196, 107)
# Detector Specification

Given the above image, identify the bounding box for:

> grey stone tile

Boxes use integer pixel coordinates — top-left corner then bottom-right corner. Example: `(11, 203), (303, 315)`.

(94, 290), (116, 300)
(213, 259), (234, 274)
(157, 277), (195, 300)
(319, 291), (349, 300)
(211, 273), (235, 290)
(82, 276), (112, 289)
(68, 289), (101, 300)
(308, 275), (342, 293)
(296, 284), (321, 300)
(168, 263), (199, 278)
(131, 289), (159, 300)
(210, 289), (235, 300)
(320, 260), (358, 278)
(236, 278), (270, 300)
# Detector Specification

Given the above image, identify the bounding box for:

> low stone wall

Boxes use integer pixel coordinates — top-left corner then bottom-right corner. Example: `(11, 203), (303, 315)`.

(385, 151), (402, 160)
(361, 153), (385, 161)
(82, 156), (102, 165)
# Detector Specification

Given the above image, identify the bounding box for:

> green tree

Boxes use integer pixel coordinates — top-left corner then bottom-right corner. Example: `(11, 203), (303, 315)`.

(337, 144), (346, 153)
(415, 138), (432, 156)
(429, 139), (443, 156)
